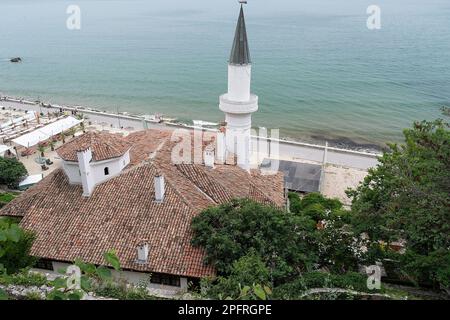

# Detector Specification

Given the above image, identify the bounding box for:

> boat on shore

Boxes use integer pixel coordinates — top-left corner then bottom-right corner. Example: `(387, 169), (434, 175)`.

(193, 120), (219, 127)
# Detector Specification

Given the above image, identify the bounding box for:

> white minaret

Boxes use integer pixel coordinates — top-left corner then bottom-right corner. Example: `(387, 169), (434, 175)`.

(219, 3), (258, 171)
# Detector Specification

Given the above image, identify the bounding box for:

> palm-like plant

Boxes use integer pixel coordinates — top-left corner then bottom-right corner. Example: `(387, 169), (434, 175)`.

(49, 139), (56, 151)
(37, 144), (46, 157)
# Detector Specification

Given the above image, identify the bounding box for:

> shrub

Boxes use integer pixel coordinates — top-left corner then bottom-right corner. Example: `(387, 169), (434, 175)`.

(202, 252), (271, 299)
(0, 219), (36, 274)
(272, 271), (377, 300)
(0, 270), (48, 287)
(0, 158), (28, 188)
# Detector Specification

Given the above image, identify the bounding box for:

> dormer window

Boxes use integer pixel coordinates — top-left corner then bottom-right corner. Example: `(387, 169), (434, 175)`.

(104, 167), (109, 176)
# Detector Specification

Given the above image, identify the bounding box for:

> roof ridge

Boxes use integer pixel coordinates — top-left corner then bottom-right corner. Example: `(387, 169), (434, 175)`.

(152, 162), (202, 215)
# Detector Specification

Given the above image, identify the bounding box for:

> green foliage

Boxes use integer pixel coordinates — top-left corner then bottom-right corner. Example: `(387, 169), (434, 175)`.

(37, 144), (46, 157)
(0, 288), (9, 300)
(94, 281), (159, 300)
(398, 249), (450, 289)
(0, 219), (36, 274)
(24, 291), (43, 300)
(104, 249), (121, 271)
(0, 270), (48, 287)
(347, 120), (450, 289)
(192, 198), (318, 283)
(47, 250), (159, 300)
(201, 252), (271, 299)
(0, 193), (16, 209)
(0, 157), (28, 188)
(192, 195), (374, 300)
(272, 271), (377, 300)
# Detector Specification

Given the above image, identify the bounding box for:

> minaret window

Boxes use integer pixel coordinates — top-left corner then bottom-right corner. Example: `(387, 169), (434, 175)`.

(104, 167), (110, 176)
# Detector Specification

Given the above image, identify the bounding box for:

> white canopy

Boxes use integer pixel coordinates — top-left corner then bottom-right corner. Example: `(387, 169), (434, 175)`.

(19, 174), (44, 188)
(0, 111), (36, 129)
(12, 116), (82, 148)
(0, 144), (13, 156)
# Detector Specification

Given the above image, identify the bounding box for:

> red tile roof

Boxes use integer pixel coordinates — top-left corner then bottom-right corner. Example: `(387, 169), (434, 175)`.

(1, 129), (285, 279)
(56, 131), (131, 162)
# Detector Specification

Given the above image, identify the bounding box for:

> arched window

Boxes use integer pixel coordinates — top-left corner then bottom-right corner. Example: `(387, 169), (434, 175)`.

(104, 167), (109, 176)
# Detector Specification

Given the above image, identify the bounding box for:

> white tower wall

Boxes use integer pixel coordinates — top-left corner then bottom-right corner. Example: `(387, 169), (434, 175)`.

(227, 64), (251, 101)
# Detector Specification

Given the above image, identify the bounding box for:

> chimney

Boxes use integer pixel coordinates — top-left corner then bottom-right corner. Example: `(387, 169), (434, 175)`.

(137, 240), (149, 264)
(216, 131), (226, 164)
(204, 147), (215, 169)
(76, 148), (95, 197)
(154, 174), (165, 203)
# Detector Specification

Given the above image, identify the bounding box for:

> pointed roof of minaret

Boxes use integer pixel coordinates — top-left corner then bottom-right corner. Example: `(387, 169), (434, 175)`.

(229, 4), (251, 65)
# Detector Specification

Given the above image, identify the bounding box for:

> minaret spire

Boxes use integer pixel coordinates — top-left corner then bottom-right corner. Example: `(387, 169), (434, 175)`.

(219, 1), (258, 171)
(229, 3), (251, 65)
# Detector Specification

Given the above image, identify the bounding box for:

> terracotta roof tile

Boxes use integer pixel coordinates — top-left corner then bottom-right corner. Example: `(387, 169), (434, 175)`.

(56, 131), (131, 162)
(1, 129), (285, 278)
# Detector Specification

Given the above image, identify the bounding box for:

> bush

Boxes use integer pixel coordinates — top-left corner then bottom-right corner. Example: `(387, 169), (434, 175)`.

(0, 219), (36, 274)
(0, 270), (48, 287)
(191, 199), (318, 283)
(202, 252), (271, 299)
(94, 282), (158, 300)
(0, 158), (28, 188)
(347, 120), (450, 289)
(272, 271), (377, 300)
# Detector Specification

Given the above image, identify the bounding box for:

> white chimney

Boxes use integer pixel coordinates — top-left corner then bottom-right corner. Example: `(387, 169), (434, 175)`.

(137, 241), (149, 264)
(154, 174), (165, 203)
(76, 148), (95, 197)
(216, 131), (226, 164)
(204, 148), (215, 168)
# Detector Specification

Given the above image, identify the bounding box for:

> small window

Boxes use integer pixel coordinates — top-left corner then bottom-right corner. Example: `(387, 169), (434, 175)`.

(151, 273), (181, 287)
(104, 167), (109, 176)
(35, 259), (54, 271)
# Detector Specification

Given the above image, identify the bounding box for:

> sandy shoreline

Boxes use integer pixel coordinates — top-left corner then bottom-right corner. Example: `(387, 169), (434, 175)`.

(0, 91), (387, 151)
(0, 95), (380, 170)
(0, 95), (381, 204)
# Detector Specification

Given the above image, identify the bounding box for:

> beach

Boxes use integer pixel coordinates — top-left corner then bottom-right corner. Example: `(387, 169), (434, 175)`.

(1, 0), (448, 149)
(1, 96), (380, 204)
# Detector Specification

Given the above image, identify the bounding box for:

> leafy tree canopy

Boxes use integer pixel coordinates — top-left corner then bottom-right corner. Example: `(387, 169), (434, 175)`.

(347, 119), (450, 289)
(0, 158), (28, 188)
(0, 218), (36, 274)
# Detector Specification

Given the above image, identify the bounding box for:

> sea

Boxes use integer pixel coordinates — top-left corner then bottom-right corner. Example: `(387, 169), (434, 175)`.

(1, 0), (449, 149)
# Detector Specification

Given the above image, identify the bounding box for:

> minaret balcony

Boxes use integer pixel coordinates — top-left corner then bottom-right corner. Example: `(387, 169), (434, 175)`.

(219, 94), (258, 114)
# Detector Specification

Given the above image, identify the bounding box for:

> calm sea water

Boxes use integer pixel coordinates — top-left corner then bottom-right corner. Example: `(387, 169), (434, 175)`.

(1, 0), (449, 148)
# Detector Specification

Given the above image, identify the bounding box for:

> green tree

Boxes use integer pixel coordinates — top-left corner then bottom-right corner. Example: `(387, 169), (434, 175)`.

(37, 144), (46, 157)
(0, 218), (36, 274)
(191, 199), (318, 284)
(0, 158), (28, 188)
(201, 252), (271, 300)
(347, 120), (450, 289)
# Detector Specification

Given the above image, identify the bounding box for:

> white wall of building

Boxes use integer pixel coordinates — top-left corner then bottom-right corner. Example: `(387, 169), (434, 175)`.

(50, 261), (188, 293)
(62, 149), (130, 193)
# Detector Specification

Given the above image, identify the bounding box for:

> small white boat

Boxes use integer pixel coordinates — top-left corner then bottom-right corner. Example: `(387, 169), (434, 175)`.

(193, 120), (219, 127)
(142, 114), (163, 123)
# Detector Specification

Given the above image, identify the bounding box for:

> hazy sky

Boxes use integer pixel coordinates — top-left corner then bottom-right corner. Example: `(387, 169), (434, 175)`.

(3, 0), (446, 18)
